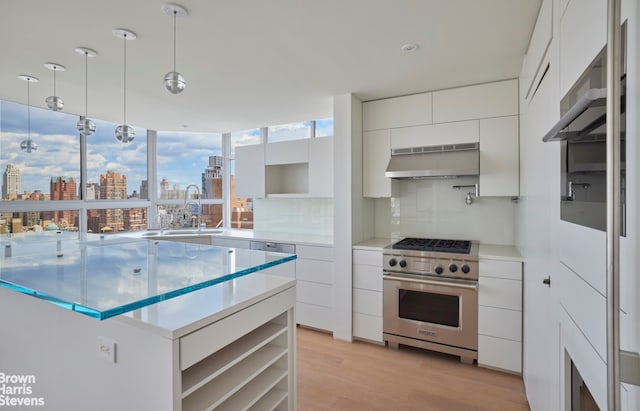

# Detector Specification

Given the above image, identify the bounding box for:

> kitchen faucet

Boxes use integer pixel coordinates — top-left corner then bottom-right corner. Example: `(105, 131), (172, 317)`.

(184, 184), (203, 230)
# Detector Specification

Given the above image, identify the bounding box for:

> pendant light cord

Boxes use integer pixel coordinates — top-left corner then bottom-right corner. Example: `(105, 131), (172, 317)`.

(27, 79), (31, 140)
(173, 10), (177, 72)
(123, 34), (127, 125)
(53, 67), (57, 96)
(84, 53), (89, 117)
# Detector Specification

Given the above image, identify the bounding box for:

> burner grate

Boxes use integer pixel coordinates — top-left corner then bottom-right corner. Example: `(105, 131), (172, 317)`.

(392, 238), (471, 254)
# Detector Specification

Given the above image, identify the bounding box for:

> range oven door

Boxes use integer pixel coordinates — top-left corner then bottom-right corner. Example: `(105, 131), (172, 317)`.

(383, 274), (478, 351)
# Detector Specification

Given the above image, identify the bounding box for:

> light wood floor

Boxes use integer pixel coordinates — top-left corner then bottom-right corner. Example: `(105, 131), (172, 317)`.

(296, 327), (530, 411)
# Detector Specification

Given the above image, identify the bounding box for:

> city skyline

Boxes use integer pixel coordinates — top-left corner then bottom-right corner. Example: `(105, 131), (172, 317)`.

(0, 100), (332, 197)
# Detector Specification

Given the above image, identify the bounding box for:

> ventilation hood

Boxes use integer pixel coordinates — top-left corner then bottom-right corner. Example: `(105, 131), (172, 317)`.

(384, 142), (479, 179)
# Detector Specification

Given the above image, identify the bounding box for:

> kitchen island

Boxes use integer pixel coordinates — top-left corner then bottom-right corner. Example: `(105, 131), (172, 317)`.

(0, 233), (297, 411)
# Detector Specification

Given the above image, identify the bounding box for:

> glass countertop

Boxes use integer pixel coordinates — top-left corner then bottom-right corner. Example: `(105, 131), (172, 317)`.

(0, 234), (296, 320)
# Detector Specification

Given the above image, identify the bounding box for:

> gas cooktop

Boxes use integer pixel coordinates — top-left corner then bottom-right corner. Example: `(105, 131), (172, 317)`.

(391, 238), (472, 254)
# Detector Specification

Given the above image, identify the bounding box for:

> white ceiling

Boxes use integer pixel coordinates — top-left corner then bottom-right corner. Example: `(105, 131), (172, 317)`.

(0, 0), (541, 133)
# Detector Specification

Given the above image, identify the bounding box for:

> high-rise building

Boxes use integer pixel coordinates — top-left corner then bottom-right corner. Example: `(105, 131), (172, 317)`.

(99, 171), (127, 232)
(160, 177), (169, 200)
(140, 180), (148, 200)
(50, 176), (78, 227)
(84, 182), (99, 200)
(2, 164), (20, 200)
(202, 156), (222, 199)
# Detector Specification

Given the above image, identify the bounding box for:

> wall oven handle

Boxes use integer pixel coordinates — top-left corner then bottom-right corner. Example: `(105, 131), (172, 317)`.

(383, 274), (478, 290)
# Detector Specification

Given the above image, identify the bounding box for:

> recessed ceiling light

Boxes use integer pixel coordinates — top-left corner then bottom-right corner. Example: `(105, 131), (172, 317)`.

(401, 43), (419, 53)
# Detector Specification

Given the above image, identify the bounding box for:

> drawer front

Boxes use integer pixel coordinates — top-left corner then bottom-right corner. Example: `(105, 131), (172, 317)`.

(296, 259), (334, 284)
(353, 313), (383, 343)
(353, 250), (383, 267)
(353, 264), (382, 291)
(296, 302), (333, 331)
(479, 277), (522, 310)
(353, 289), (382, 317)
(296, 281), (332, 307)
(478, 335), (522, 373)
(479, 260), (522, 280)
(478, 305), (521, 341)
(297, 244), (334, 261)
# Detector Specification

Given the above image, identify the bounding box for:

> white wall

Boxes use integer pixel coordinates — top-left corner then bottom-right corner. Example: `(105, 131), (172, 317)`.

(372, 177), (516, 245)
(253, 198), (333, 236)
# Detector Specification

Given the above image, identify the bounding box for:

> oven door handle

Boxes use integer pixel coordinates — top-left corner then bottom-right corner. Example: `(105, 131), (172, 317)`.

(384, 274), (478, 290)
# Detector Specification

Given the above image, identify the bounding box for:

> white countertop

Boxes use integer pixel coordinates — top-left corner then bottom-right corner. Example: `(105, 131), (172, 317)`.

(125, 228), (333, 247)
(478, 244), (523, 262)
(116, 273), (296, 339)
(353, 237), (393, 250)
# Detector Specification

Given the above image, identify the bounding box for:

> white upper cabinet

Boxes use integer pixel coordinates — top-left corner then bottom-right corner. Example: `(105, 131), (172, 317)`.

(235, 144), (265, 198)
(265, 139), (309, 165)
(432, 80), (518, 123)
(237, 138), (334, 198)
(521, 0), (553, 102)
(559, 0), (606, 97)
(479, 116), (519, 197)
(309, 137), (333, 197)
(390, 120), (479, 149)
(363, 93), (432, 131)
(363, 130), (391, 198)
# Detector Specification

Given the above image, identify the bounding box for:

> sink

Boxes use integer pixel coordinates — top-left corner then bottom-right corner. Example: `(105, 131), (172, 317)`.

(142, 229), (223, 237)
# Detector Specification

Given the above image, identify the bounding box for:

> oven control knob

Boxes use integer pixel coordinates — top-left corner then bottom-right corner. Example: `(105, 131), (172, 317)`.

(434, 265), (444, 275)
(399, 260), (407, 268)
(461, 264), (471, 274)
(388, 258), (397, 267)
(449, 263), (458, 273)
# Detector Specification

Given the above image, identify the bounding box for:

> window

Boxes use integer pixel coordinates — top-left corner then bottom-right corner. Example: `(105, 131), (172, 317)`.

(87, 207), (147, 233)
(86, 119), (147, 200)
(1, 101), (80, 203)
(267, 121), (311, 143)
(315, 118), (334, 137)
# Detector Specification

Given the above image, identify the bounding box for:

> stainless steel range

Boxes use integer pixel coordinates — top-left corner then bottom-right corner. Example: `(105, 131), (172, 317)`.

(383, 237), (479, 364)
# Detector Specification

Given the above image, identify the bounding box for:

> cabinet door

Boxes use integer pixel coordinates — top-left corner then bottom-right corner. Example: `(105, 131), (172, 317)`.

(308, 137), (333, 197)
(391, 120), (479, 149)
(432, 80), (518, 123)
(363, 129), (391, 198)
(265, 139), (309, 165)
(479, 116), (519, 197)
(235, 144), (265, 198)
(363, 93), (432, 131)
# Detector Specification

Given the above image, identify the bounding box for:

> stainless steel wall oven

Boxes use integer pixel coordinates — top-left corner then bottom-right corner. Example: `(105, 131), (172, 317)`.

(543, 23), (627, 234)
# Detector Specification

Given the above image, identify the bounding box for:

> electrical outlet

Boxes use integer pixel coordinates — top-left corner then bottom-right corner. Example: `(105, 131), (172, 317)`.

(97, 336), (116, 363)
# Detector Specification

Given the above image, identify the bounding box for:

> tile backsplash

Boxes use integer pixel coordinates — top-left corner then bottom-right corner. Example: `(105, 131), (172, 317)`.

(253, 198), (334, 236)
(375, 177), (516, 245)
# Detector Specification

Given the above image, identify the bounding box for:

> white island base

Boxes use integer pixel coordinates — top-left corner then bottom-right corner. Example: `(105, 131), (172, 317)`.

(0, 273), (296, 411)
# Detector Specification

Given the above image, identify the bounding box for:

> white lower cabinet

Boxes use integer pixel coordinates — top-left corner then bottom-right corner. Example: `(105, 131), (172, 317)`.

(478, 258), (523, 373)
(294, 244), (335, 332)
(352, 249), (383, 343)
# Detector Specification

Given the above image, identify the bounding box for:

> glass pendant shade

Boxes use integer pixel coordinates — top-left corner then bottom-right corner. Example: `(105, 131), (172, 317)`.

(115, 125), (135, 143)
(18, 74), (39, 154)
(164, 71), (186, 94)
(20, 139), (38, 153)
(162, 4), (188, 94)
(75, 47), (98, 136)
(44, 63), (65, 111)
(77, 118), (96, 136)
(45, 95), (64, 111)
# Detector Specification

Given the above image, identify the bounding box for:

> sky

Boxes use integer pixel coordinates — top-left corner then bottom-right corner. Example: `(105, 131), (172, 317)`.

(0, 100), (333, 197)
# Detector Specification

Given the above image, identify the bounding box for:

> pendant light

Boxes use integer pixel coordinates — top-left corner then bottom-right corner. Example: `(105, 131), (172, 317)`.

(17, 75), (39, 153)
(75, 47), (98, 137)
(113, 28), (136, 143)
(162, 3), (188, 94)
(44, 63), (65, 111)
